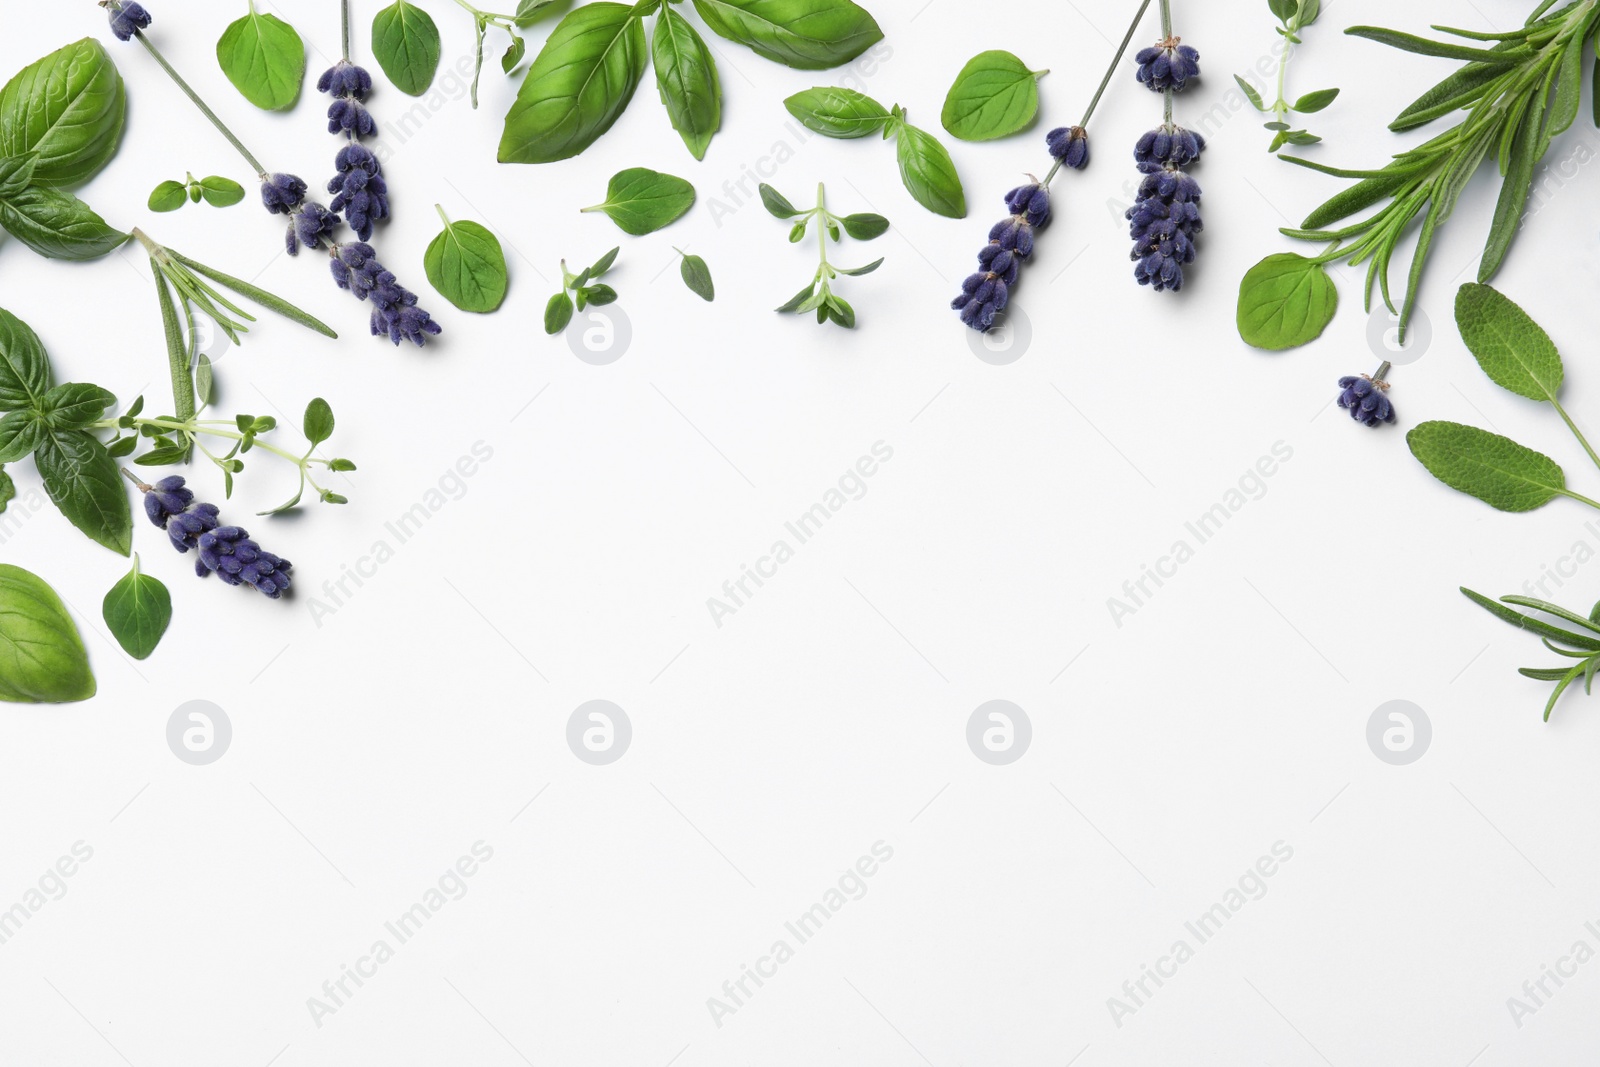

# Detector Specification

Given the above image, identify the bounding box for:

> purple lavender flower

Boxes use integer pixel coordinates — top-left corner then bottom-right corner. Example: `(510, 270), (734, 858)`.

(133, 474), (293, 596)
(326, 97), (378, 138)
(1134, 125), (1205, 171)
(1127, 168), (1203, 292)
(1136, 38), (1201, 92)
(1047, 126), (1090, 170)
(260, 173), (308, 215)
(106, 0), (151, 40)
(328, 143), (389, 241)
(317, 60), (373, 100)
(330, 242), (442, 346)
(1338, 373), (1396, 427)
(952, 182), (1050, 331)
(286, 202), (339, 255)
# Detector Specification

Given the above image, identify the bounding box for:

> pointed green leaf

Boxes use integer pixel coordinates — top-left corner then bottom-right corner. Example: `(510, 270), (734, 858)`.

(652, 6), (721, 160)
(1408, 421), (1566, 512)
(893, 121), (965, 218)
(581, 167), (695, 235)
(102, 555), (171, 660)
(0, 38), (125, 186)
(690, 0), (882, 70)
(1454, 283), (1562, 403)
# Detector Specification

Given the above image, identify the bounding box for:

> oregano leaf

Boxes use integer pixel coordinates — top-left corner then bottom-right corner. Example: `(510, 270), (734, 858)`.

(102, 554), (171, 661)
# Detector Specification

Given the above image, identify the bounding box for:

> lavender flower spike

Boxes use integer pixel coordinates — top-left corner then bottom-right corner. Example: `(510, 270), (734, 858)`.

(105, 0), (151, 40)
(329, 242), (441, 346)
(128, 472), (294, 597)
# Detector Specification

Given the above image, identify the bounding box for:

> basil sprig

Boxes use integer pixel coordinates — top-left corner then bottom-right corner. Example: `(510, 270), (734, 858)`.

(500, 0), (884, 163)
(783, 89), (967, 217)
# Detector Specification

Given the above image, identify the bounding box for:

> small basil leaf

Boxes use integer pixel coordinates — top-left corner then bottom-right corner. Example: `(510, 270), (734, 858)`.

(581, 167), (696, 235)
(652, 6), (721, 160)
(372, 0), (442, 96)
(303, 397), (335, 446)
(0, 185), (129, 261)
(503, 34), (528, 74)
(424, 210), (509, 312)
(499, 3), (648, 164)
(1236, 253), (1338, 350)
(759, 183), (800, 218)
(148, 180), (187, 212)
(690, 0), (883, 70)
(678, 251), (714, 301)
(1291, 87), (1340, 113)
(106, 436), (136, 458)
(197, 176), (246, 207)
(0, 564), (95, 703)
(0, 410), (45, 463)
(939, 50), (1046, 142)
(102, 554), (171, 661)
(840, 212), (888, 240)
(892, 122), (966, 218)
(783, 86), (890, 138)
(34, 429), (131, 555)
(0, 39), (125, 187)
(0, 307), (53, 410)
(514, 0), (562, 25)
(38, 382), (116, 430)
(1407, 421), (1566, 512)
(216, 3), (307, 111)
(545, 291), (575, 334)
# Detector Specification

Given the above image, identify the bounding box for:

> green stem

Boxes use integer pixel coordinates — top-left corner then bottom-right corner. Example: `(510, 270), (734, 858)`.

(97, 417), (325, 469)
(1554, 399), (1600, 475)
(1046, 0), (1155, 186)
(1559, 488), (1600, 512)
(1272, 17), (1293, 123)
(342, 0), (352, 59)
(815, 182), (830, 272)
(132, 31), (267, 178)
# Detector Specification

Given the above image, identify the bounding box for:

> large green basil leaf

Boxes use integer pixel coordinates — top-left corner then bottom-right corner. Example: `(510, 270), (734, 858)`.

(34, 429), (131, 556)
(0, 154), (36, 198)
(691, 0), (882, 70)
(0, 564), (95, 704)
(783, 86), (890, 138)
(0, 39), (125, 187)
(39, 382), (117, 431)
(0, 307), (52, 411)
(652, 6), (721, 160)
(499, 3), (648, 164)
(0, 411), (46, 463)
(893, 120), (965, 218)
(216, 2), (307, 111)
(0, 185), (127, 261)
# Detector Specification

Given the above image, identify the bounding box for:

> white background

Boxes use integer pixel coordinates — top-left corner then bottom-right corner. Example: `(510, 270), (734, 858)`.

(3, 0), (1600, 1063)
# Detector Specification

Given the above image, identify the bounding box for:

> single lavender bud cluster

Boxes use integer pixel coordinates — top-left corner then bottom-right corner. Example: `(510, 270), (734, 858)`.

(1127, 128), (1205, 292)
(330, 242), (442, 346)
(1135, 37), (1201, 92)
(135, 474), (293, 598)
(1337, 370), (1397, 428)
(1046, 125), (1090, 171)
(318, 60), (388, 241)
(951, 182), (1051, 331)
(105, 0), (151, 40)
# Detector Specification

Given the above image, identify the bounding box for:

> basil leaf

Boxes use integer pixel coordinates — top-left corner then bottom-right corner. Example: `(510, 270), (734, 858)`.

(1454, 282), (1563, 403)
(424, 210), (509, 312)
(1407, 421), (1566, 513)
(0, 39), (125, 187)
(0, 154), (36, 198)
(514, 0), (562, 25)
(0, 564), (95, 703)
(840, 212), (888, 240)
(760, 183), (799, 218)
(691, 0), (883, 70)
(148, 179), (187, 212)
(198, 176), (246, 207)
(0, 307), (52, 411)
(303, 397), (335, 446)
(372, 0), (442, 97)
(652, 6), (721, 160)
(545, 291), (574, 334)
(503, 35), (528, 74)
(0, 467), (12, 511)
(39, 382), (116, 430)
(783, 86), (890, 138)
(0, 185), (128, 261)
(679, 251), (714, 301)
(581, 167), (695, 235)
(0, 411), (45, 463)
(939, 50), (1046, 142)
(499, 3), (648, 164)
(102, 555), (171, 661)
(216, 3), (307, 111)
(35, 429), (131, 555)
(892, 121), (966, 218)
(1236, 253), (1337, 350)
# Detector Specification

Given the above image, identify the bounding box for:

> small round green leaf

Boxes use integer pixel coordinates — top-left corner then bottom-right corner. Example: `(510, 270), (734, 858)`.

(148, 180), (188, 212)
(0, 563), (95, 702)
(102, 555), (171, 661)
(216, 5), (307, 111)
(372, 0), (442, 97)
(580, 167), (696, 235)
(940, 50), (1045, 142)
(198, 176), (246, 207)
(424, 211), (509, 313)
(303, 397), (335, 446)
(1236, 253), (1338, 350)
(840, 212), (889, 240)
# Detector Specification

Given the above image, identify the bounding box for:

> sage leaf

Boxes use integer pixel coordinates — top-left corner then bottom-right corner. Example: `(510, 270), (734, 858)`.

(303, 397), (335, 446)
(102, 555), (170, 661)
(35, 429), (131, 555)
(0, 39), (125, 187)
(217, 2), (307, 111)
(0, 564), (95, 703)
(499, 3), (648, 164)
(0, 184), (127, 262)
(691, 0), (883, 70)
(581, 167), (695, 235)
(1236, 253), (1337, 350)
(372, 0), (442, 96)
(1407, 421), (1567, 512)
(783, 86), (890, 138)
(0, 307), (53, 410)
(148, 180), (187, 212)
(678, 250), (714, 301)
(652, 6), (721, 160)
(424, 208), (509, 313)
(840, 212), (887, 240)
(198, 176), (246, 207)
(940, 50), (1046, 142)
(545, 291), (575, 334)
(892, 120), (965, 218)
(1455, 283), (1562, 403)
(39, 383), (116, 431)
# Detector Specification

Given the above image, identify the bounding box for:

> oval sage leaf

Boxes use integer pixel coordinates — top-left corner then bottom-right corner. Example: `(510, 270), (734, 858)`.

(216, 2), (307, 111)
(783, 86), (890, 138)
(0, 563), (95, 703)
(690, 0), (883, 70)
(892, 119), (965, 218)
(581, 167), (696, 235)
(940, 50), (1047, 142)
(499, 2), (649, 164)
(1407, 421), (1567, 513)
(102, 554), (171, 661)
(0, 38), (126, 187)
(424, 207), (509, 313)
(1454, 282), (1562, 403)
(1236, 253), (1338, 350)
(372, 0), (442, 97)
(652, 6), (721, 160)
